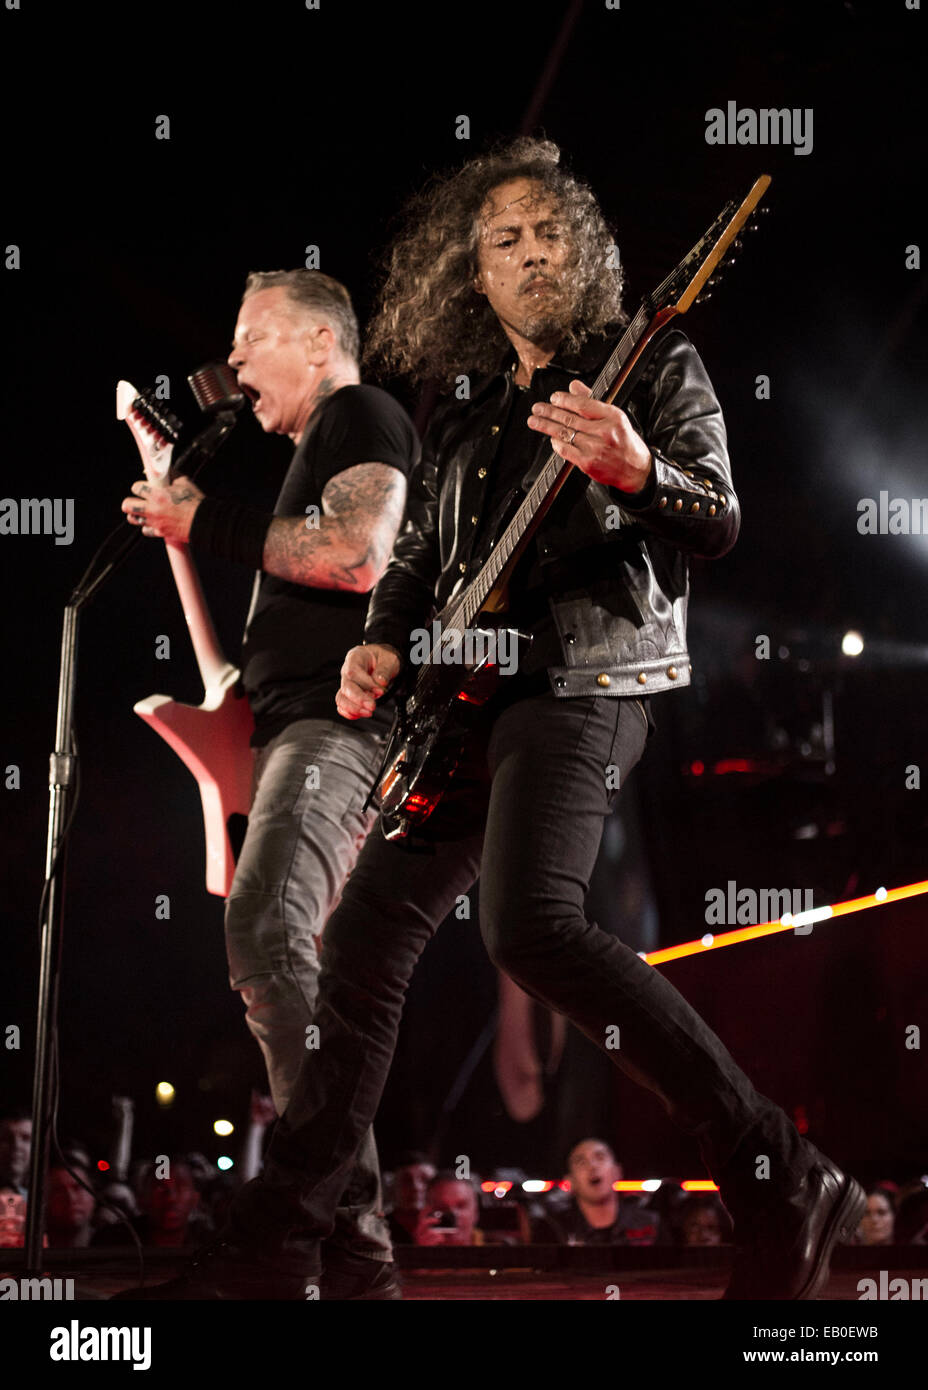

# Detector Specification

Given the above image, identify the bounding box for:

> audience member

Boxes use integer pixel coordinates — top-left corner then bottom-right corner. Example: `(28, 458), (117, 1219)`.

(0, 1188), (27, 1248)
(45, 1161), (96, 1248)
(531, 1138), (664, 1245)
(92, 1156), (203, 1248)
(92, 1179), (139, 1233)
(414, 1172), (484, 1247)
(856, 1186), (896, 1246)
(0, 1110), (32, 1196)
(674, 1195), (732, 1246)
(388, 1152), (436, 1244)
(144, 1159), (202, 1247)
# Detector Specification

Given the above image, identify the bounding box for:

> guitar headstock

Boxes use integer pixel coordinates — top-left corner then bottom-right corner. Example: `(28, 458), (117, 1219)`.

(116, 381), (183, 484)
(655, 175), (771, 317)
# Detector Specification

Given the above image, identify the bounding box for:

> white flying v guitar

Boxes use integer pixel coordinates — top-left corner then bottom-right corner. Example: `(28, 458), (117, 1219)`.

(117, 381), (254, 896)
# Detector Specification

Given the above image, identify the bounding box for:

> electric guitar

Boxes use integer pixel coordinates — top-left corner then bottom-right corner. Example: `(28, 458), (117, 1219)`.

(117, 382), (254, 895)
(378, 175), (771, 839)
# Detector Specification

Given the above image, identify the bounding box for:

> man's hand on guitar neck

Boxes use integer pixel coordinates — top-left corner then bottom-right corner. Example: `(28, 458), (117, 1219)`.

(527, 378), (653, 495)
(122, 475), (204, 543)
(336, 644), (402, 720)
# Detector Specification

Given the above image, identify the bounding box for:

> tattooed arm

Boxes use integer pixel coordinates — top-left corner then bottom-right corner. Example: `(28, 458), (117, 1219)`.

(123, 476), (205, 541)
(261, 462), (407, 592)
(122, 464), (407, 594)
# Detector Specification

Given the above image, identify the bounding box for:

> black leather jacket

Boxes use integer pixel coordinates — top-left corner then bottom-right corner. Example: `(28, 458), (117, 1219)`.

(364, 328), (739, 699)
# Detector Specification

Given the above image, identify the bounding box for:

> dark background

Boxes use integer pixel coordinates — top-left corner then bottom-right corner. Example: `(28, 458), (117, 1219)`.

(2, 1), (926, 1186)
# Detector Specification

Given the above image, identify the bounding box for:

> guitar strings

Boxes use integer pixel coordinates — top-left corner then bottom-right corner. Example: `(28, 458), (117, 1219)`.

(407, 198), (742, 703)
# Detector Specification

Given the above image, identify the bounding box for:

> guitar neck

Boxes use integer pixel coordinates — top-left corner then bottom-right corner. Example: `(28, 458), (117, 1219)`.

(451, 174), (771, 627)
(117, 380), (237, 693)
(163, 540), (235, 690)
(459, 304), (676, 626)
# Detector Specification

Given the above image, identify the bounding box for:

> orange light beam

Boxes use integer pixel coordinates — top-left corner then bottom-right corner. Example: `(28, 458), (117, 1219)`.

(644, 880), (928, 967)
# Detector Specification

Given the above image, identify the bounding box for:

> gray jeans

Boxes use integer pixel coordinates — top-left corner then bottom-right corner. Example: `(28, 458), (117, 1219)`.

(224, 717), (391, 1260)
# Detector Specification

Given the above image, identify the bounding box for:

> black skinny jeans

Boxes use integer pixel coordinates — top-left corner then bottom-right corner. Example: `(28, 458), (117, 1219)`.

(229, 691), (813, 1263)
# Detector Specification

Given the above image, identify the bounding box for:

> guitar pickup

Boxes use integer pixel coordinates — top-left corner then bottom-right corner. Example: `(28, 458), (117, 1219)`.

(456, 626), (533, 702)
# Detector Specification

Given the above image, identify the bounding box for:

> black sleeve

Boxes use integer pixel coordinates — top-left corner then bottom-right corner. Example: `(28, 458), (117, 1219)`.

(362, 402), (444, 663)
(617, 331), (740, 559)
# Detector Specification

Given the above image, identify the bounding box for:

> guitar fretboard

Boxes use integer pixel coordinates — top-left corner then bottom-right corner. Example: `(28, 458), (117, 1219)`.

(455, 300), (654, 631)
(407, 180), (757, 682)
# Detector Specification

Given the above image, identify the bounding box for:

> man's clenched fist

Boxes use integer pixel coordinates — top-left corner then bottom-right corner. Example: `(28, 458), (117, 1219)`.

(336, 643), (402, 720)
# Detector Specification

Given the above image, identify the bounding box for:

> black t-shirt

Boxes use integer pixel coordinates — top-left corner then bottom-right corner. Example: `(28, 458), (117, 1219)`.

(241, 384), (417, 744)
(531, 1198), (665, 1246)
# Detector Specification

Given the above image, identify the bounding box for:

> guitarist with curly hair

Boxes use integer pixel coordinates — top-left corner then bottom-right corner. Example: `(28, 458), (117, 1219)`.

(117, 142), (864, 1302)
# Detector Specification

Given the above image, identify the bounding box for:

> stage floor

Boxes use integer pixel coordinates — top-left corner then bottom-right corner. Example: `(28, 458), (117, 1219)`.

(5, 1246), (925, 1302)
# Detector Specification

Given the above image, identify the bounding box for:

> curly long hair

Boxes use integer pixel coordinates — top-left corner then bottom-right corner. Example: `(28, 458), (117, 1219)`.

(364, 138), (626, 388)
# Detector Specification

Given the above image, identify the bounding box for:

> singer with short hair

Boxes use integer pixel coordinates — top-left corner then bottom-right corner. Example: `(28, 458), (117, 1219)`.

(121, 269), (416, 1300)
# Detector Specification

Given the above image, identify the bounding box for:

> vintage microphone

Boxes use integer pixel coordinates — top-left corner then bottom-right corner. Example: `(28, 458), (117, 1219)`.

(171, 361), (245, 481)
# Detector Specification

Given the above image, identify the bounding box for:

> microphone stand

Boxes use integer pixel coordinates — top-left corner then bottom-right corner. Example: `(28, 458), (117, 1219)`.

(23, 410), (238, 1270)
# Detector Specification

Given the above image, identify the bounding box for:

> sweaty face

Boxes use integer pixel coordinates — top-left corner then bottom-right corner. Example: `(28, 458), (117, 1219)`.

(228, 287), (316, 439)
(568, 1140), (621, 1203)
(473, 177), (574, 345)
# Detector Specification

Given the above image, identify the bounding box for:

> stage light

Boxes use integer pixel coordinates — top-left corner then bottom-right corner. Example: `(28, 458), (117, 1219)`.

(783, 906), (834, 929)
(97, 1160), (110, 1172)
(217, 1156), (234, 1171)
(155, 1082), (175, 1106)
(541, 1177), (721, 1192)
(701, 933), (714, 947)
(646, 879), (928, 966)
(213, 1119), (234, 1136)
(522, 1180), (553, 1193)
(841, 630), (864, 656)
